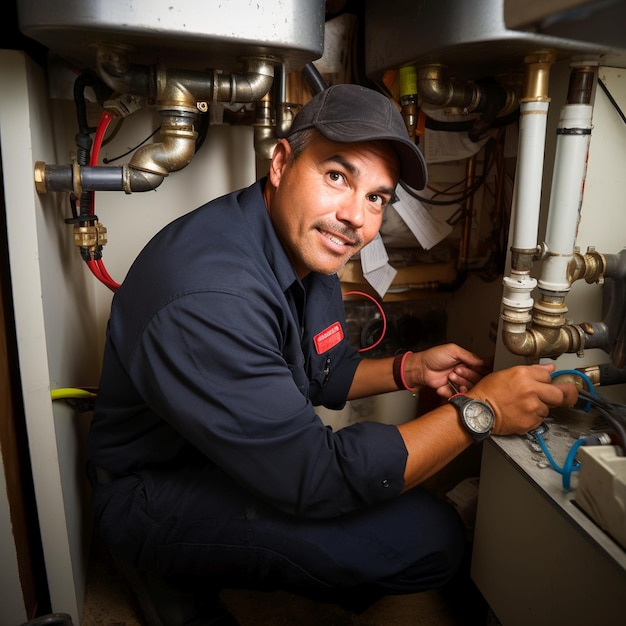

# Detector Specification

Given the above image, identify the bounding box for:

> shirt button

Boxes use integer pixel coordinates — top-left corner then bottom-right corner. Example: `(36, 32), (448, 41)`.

(381, 479), (390, 488)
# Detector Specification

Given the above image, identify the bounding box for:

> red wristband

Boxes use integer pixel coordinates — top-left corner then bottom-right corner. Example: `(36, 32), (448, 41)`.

(393, 351), (415, 392)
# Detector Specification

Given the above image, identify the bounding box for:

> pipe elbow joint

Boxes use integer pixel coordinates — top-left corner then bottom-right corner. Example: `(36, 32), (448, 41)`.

(253, 125), (278, 161)
(418, 64), (479, 111)
(129, 132), (196, 177)
(128, 107), (197, 178)
(213, 59), (275, 103)
(501, 326), (538, 357)
(232, 67), (274, 102)
(125, 166), (165, 193)
(418, 75), (453, 108)
(501, 323), (585, 358)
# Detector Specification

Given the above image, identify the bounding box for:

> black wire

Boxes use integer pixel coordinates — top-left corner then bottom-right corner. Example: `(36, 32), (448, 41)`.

(103, 125), (162, 163)
(194, 111), (210, 153)
(404, 176), (484, 208)
(424, 109), (519, 134)
(578, 389), (626, 451)
(69, 194), (79, 220)
(406, 138), (496, 207)
(598, 79), (626, 126)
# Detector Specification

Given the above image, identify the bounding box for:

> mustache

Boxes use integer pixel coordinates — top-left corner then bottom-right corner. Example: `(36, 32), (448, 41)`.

(315, 220), (363, 248)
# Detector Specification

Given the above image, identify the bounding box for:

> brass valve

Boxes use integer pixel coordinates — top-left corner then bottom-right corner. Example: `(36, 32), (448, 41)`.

(73, 221), (108, 253)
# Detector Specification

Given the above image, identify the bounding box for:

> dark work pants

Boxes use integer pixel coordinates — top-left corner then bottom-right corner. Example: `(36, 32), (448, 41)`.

(91, 464), (466, 603)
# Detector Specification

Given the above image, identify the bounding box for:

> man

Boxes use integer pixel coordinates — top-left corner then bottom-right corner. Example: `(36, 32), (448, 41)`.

(88, 84), (577, 624)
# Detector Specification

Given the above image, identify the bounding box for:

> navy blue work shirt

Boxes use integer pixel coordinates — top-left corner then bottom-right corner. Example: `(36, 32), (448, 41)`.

(88, 179), (408, 518)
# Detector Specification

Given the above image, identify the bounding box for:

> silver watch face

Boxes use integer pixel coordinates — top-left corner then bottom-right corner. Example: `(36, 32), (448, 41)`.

(463, 401), (494, 434)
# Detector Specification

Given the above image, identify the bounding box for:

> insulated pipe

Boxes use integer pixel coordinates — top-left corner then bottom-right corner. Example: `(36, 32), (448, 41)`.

(509, 53), (554, 259)
(500, 52), (554, 344)
(539, 65), (596, 294)
(509, 100), (550, 254)
(501, 63), (619, 360)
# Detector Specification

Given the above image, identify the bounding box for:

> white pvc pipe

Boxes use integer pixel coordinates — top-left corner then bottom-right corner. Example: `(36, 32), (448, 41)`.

(539, 103), (593, 293)
(511, 100), (550, 251)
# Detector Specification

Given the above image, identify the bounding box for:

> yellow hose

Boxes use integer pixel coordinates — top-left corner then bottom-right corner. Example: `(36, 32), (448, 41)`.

(50, 388), (97, 400)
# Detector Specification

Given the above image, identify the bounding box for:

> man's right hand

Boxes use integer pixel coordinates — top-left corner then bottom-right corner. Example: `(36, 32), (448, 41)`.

(465, 363), (579, 436)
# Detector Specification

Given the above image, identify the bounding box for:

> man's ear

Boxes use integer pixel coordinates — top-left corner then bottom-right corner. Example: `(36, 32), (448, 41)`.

(268, 138), (291, 187)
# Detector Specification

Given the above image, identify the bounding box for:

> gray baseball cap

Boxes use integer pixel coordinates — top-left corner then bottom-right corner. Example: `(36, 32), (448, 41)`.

(287, 83), (427, 190)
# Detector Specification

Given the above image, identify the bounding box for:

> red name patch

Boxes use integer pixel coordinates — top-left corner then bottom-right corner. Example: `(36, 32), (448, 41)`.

(314, 322), (344, 354)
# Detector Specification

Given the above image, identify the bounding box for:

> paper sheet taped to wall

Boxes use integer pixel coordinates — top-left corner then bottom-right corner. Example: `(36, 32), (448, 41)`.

(391, 184), (455, 250)
(359, 233), (397, 298)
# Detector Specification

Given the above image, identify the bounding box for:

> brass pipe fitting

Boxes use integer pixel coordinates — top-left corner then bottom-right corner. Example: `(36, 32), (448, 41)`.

(568, 248), (607, 285)
(532, 295), (568, 329)
(73, 221), (108, 254)
(36, 49), (276, 194)
(502, 289), (586, 358)
(128, 108), (197, 177)
(501, 320), (585, 358)
(520, 51), (555, 103)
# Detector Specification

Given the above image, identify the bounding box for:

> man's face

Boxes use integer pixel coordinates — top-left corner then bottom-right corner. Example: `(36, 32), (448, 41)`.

(265, 134), (399, 278)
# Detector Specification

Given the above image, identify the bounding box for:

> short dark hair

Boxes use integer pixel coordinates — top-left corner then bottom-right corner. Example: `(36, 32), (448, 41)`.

(286, 128), (315, 162)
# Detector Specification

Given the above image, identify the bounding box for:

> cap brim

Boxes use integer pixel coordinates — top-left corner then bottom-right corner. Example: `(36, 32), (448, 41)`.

(313, 121), (427, 191)
(389, 139), (427, 191)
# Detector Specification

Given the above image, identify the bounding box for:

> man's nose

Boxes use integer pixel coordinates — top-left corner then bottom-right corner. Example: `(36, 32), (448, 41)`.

(336, 195), (364, 227)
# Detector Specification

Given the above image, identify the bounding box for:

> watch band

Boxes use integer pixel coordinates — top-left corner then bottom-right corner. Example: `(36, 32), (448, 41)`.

(448, 394), (494, 443)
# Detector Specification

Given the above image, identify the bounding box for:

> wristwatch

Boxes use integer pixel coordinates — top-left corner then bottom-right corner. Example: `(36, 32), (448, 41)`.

(448, 395), (495, 443)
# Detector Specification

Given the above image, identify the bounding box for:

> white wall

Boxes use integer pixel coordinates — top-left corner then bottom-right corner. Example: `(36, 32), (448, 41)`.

(1, 49), (256, 624)
(77, 104), (258, 359)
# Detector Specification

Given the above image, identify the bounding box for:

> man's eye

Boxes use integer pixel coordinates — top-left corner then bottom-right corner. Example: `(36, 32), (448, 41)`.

(328, 171), (344, 183)
(368, 194), (387, 208)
